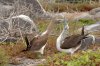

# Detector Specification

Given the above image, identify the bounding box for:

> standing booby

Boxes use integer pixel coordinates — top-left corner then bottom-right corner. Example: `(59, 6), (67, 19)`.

(24, 20), (55, 54)
(56, 19), (88, 54)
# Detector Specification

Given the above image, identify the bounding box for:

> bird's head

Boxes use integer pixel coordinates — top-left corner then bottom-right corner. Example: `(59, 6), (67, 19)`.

(63, 18), (69, 30)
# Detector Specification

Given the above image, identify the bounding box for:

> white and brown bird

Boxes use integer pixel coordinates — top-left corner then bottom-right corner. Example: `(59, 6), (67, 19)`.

(24, 20), (55, 54)
(56, 19), (88, 54)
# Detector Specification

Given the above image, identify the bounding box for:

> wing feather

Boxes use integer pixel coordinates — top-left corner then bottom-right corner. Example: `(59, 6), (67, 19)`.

(61, 34), (87, 49)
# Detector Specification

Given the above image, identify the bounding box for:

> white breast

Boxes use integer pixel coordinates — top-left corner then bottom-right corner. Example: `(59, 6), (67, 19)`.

(56, 35), (81, 54)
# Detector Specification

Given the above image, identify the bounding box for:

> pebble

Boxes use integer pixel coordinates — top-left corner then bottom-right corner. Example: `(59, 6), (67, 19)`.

(9, 58), (46, 66)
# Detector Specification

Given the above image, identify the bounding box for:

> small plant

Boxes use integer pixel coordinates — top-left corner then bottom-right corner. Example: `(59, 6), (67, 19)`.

(79, 19), (95, 25)
(45, 49), (100, 66)
(0, 48), (9, 66)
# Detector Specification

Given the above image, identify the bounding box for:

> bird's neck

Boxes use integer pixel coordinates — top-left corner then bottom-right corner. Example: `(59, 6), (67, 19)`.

(41, 21), (54, 36)
(56, 27), (68, 50)
(59, 28), (68, 42)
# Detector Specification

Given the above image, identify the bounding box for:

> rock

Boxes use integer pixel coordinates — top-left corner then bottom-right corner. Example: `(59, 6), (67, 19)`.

(0, 0), (46, 19)
(78, 22), (100, 33)
(0, 3), (14, 18)
(89, 7), (100, 15)
(0, 37), (17, 42)
(11, 15), (38, 35)
(0, 15), (38, 41)
(0, 19), (9, 36)
(94, 12), (100, 20)
(9, 57), (46, 66)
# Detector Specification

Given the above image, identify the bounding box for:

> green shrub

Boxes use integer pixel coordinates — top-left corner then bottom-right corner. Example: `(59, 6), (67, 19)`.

(45, 50), (100, 66)
(79, 19), (95, 25)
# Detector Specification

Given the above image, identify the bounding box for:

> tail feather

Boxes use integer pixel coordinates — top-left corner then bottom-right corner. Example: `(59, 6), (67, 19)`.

(81, 26), (89, 38)
(24, 36), (29, 46)
(81, 26), (84, 35)
(24, 36), (31, 51)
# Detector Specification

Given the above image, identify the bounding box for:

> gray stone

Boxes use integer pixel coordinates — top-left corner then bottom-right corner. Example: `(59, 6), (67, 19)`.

(0, 37), (17, 42)
(0, 15), (38, 42)
(11, 15), (38, 35)
(9, 58), (45, 66)
(78, 22), (100, 33)
(89, 7), (100, 15)
(0, 20), (9, 36)
(0, 3), (14, 18)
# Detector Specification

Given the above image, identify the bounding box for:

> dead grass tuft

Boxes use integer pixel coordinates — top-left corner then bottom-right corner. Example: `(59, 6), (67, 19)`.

(41, 2), (100, 12)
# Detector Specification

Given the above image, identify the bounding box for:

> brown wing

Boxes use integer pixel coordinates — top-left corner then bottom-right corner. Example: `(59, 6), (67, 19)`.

(60, 34), (86, 49)
(30, 36), (48, 51)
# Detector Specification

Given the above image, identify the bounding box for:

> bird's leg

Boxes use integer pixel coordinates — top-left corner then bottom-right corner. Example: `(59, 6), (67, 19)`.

(22, 45), (31, 51)
(71, 44), (81, 55)
(70, 51), (74, 56)
(25, 43), (31, 51)
(39, 43), (47, 58)
(23, 36), (31, 51)
(80, 39), (88, 50)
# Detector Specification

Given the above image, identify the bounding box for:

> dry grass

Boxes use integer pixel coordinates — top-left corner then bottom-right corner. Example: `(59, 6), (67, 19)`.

(0, 1), (99, 65)
(0, 47), (9, 66)
(41, 2), (100, 12)
(0, 41), (25, 57)
(0, 35), (100, 66)
(0, 20), (99, 66)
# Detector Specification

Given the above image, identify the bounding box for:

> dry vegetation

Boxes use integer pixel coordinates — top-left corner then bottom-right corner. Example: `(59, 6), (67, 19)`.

(0, 1), (100, 66)
(41, 2), (100, 12)
(0, 19), (100, 66)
